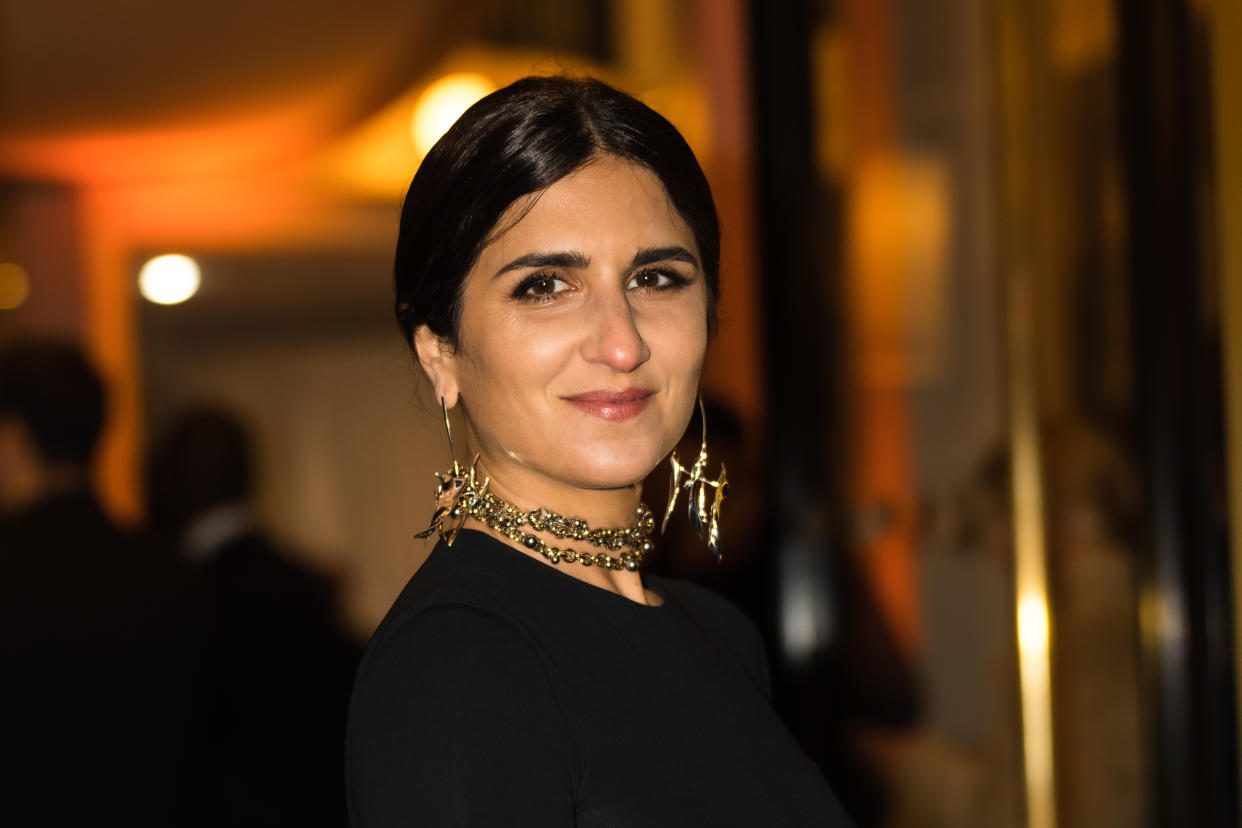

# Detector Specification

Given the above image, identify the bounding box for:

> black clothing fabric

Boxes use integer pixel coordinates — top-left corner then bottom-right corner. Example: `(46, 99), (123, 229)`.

(0, 493), (210, 827)
(198, 531), (358, 827)
(347, 529), (853, 827)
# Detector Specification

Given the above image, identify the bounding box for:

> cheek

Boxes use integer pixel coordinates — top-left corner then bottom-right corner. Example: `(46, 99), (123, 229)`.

(456, 313), (572, 406)
(647, 299), (710, 379)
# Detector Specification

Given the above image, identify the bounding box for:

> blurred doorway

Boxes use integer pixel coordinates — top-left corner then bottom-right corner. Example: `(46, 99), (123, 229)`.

(752, 0), (1235, 826)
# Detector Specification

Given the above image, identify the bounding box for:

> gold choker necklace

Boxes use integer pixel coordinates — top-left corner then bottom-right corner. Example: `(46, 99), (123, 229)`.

(416, 458), (655, 572)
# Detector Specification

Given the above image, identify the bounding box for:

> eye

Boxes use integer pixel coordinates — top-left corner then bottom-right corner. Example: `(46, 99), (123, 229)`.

(627, 267), (690, 291)
(511, 272), (570, 302)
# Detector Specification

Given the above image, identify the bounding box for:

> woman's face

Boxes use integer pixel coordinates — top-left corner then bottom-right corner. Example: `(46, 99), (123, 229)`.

(416, 156), (709, 502)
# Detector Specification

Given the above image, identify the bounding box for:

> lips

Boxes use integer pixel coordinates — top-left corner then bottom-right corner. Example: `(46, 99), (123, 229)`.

(562, 387), (654, 420)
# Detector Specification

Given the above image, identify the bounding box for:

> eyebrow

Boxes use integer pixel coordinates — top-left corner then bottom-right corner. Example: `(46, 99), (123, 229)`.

(493, 245), (700, 279)
(493, 251), (590, 279)
(631, 246), (700, 269)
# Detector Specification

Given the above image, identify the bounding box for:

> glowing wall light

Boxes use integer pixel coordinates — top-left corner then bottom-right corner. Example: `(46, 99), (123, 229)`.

(1008, 265), (1057, 828)
(411, 73), (495, 158)
(0, 263), (31, 310)
(138, 254), (200, 305)
(1018, 591), (1050, 657)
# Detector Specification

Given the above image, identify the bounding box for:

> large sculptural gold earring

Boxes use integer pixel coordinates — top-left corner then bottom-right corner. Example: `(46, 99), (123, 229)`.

(414, 396), (486, 546)
(662, 396), (729, 562)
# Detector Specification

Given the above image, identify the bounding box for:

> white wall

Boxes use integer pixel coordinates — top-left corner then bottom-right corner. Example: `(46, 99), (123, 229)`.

(145, 327), (446, 639)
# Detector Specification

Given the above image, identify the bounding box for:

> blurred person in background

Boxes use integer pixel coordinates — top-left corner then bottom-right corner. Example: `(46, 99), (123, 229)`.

(0, 341), (208, 827)
(147, 406), (359, 828)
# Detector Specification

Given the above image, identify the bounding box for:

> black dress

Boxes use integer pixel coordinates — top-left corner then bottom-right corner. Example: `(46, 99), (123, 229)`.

(347, 529), (853, 827)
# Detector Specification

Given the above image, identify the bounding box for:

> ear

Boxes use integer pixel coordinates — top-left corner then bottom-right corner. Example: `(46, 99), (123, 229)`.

(413, 325), (461, 409)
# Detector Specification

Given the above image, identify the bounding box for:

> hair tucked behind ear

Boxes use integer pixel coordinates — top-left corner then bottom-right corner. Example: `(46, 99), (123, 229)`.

(393, 75), (720, 353)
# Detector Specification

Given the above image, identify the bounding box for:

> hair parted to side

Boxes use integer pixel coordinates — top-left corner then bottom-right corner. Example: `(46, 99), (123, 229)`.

(393, 74), (721, 351)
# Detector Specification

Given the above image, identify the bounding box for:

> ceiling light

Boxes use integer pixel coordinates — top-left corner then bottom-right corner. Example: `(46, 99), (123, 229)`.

(411, 73), (495, 158)
(138, 254), (201, 305)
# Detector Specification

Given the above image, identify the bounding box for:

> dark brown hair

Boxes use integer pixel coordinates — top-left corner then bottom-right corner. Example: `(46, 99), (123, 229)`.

(394, 75), (720, 349)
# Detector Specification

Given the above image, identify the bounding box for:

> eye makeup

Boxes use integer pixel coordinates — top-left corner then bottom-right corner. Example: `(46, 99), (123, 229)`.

(626, 267), (693, 291)
(509, 271), (571, 302)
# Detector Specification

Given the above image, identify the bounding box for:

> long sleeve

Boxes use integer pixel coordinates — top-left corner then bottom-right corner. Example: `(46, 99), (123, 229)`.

(347, 604), (578, 828)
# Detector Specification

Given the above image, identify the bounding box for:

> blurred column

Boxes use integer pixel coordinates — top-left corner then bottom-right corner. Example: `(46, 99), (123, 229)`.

(752, 0), (842, 670)
(1209, 0), (1242, 814)
(687, 0), (764, 436)
(992, 2), (1059, 826)
(839, 0), (922, 674)
(1117, 0), (1234, 824)
(80, 193), (143, 524)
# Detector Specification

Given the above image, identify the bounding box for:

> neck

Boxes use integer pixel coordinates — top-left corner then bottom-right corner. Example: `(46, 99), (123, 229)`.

(476, 460), (643, 527)
(462, 456), (659, 606)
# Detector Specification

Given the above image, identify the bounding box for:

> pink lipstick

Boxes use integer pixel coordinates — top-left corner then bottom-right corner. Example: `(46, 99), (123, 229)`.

(563, 388), (654, 420)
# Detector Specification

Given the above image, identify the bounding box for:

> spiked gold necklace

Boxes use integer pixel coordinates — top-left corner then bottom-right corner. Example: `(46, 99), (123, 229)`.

(414, 404), (654, 571)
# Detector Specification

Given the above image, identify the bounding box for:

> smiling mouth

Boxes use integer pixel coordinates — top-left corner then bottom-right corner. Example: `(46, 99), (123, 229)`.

(562, 388), (654, 420)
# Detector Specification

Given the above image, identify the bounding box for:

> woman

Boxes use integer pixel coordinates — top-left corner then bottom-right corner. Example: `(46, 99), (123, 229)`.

(347, 75), (853, 827)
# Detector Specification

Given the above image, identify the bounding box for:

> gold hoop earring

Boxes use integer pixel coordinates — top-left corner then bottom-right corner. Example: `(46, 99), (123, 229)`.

(662, 396), (729, 562)
(414, 396), (486, 546)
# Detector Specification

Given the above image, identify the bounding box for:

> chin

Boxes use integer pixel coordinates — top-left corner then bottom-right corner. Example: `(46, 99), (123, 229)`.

(563, 445), (664, 491)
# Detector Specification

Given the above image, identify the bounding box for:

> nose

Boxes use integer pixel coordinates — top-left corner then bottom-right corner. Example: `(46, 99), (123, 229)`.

(580, 289), (650, 372)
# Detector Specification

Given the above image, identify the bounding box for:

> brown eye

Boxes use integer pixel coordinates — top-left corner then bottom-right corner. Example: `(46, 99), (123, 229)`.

(528, 276), (559, 295)
(627, 268), (673, 290)
(511, 272), (570, 301)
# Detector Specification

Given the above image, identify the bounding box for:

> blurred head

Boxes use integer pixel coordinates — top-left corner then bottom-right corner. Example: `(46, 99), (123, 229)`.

(397, 76), (720, 501)
(147, 408), (253, 537)
(0, 342), (105, 510)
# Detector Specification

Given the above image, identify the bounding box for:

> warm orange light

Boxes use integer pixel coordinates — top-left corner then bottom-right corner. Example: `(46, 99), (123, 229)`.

(849, 153), (951, 385)
(411, 73), (495, 158)
(138, 254), (200, 305)
(0, 263), (31, 310)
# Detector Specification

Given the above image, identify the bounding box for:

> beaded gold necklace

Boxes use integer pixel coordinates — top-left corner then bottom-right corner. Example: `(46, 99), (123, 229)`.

(415, 458), (655, 572)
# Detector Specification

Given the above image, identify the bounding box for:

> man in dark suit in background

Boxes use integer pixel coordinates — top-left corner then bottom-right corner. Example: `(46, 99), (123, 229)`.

(0, 342), (208, 827)
(148, 407), (359, 828)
